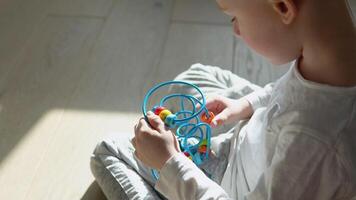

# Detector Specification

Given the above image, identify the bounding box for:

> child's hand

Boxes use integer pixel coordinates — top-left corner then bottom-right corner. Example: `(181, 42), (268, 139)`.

(198, 95), (253, 127)
(132, 111), (181, 170)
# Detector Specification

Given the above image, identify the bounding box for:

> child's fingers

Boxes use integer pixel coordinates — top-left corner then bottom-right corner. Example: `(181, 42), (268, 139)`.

(134, 117), (156, 138)
(209, 149), (217, 158)
(211, 110), (229, 127)
(146, 111), (166, 133)
(137, 118), (150, 131)
(205, 95), (226, 112)
(131, 137), (137, 149)
(195, 95), (216, 112)
(196, 95), (212, 110)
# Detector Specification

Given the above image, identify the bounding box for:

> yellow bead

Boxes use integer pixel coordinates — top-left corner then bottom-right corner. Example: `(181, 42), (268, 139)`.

(159, 109), (172, 121)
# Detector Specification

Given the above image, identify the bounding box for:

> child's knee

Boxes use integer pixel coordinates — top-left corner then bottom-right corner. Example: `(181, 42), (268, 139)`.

(92, 138), (118, 158)
(90, 134), (132, 176)
(174, 63), (213, 81)
(92, 133), (132, 157)
(188, 63), (206, 71)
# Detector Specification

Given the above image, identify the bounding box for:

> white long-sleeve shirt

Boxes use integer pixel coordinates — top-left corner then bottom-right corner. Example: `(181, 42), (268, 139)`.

(155, 60), (356, 200)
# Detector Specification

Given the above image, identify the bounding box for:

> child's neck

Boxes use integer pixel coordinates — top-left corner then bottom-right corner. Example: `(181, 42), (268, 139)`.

(298, 0), (356, 87)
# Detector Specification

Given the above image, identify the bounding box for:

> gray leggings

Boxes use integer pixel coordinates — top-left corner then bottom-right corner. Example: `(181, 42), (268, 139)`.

(90, 63), (261, 200)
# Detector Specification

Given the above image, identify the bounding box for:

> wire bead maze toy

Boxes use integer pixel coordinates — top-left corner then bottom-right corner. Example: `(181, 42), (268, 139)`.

(142, 80), (215, 180)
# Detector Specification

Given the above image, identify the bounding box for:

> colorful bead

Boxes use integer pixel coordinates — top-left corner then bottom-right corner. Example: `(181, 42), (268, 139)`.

(183, 152), (193, 160)
(201, 111), (215, 124)
(159, 109), (172, 121)
(152, 106), (165, 115)
(165, 114), (177, 128)
(198, 145), (207, 153)
(200, 139), (207, 146)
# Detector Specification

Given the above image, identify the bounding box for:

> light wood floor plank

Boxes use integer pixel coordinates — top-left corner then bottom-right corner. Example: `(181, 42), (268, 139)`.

(0, 0), (50, 94)
(49, 0), (114, 17)
(152, 22), (234, 84)
(0, 16), (104, 200)
(23, 0), (173, 199)
(25, 111), (140, 200)
(172, 0), (230, 24)
(58, 0), (174, 113)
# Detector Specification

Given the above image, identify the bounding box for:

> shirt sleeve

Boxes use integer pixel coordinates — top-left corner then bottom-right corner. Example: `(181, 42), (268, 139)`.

(245, 127), (351, 200)
(155, 153), (230, 200)
(244, 82), (274, 111)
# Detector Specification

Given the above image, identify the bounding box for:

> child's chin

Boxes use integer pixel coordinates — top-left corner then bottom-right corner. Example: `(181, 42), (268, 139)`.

(269, 57), (296, 66)
(269, 59), (286, 66)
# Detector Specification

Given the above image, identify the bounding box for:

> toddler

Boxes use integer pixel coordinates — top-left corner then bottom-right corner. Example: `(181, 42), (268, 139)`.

(91, 0), (356, 199)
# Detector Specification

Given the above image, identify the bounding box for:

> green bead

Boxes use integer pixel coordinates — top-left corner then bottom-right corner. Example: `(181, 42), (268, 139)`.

(200, 139), (207, 146)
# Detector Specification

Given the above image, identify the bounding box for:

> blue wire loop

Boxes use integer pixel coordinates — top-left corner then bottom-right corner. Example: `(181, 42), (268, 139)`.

(141, 81), (213, 180)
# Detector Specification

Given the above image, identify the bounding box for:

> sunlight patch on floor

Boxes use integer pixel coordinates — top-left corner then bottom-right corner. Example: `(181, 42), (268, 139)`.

(0, 108), (141, 168)
(0, 108), (141, 199)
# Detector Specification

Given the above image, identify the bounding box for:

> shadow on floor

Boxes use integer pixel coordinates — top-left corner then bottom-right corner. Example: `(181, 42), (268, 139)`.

(81, 181), (107, 200)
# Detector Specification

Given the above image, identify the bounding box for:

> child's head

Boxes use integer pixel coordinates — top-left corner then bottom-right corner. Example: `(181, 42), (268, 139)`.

(216, 0), (353, 65)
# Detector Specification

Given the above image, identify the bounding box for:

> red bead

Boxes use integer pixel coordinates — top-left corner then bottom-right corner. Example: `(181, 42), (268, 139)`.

(183, 152), (192, 160)
(201, 111), (215, 124)
(183, 152), (193, 160)
(153, 106), (165, 115)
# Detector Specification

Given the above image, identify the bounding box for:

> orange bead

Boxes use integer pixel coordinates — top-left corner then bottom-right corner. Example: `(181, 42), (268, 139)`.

(201, 111), (215, 124)
(198, 145), (207, 153)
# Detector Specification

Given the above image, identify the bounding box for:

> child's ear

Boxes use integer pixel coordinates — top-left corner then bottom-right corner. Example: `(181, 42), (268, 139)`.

(271, 0), (297, 25)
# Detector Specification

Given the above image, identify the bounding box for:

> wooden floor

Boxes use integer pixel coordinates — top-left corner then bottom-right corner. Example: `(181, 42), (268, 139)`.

(0, 0), (354, 199)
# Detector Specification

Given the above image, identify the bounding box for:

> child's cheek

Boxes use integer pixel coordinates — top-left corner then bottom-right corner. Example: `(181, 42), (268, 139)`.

(239, 29), (261, 52)
(242, 32), (272, 58)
